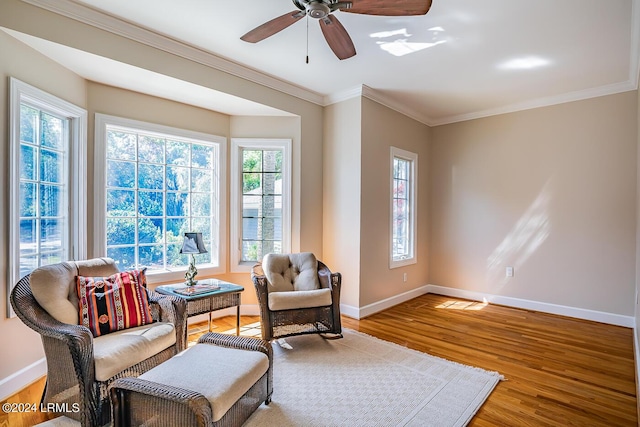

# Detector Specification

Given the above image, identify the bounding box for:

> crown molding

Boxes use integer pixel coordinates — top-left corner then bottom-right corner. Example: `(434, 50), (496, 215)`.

(20, 0), (325, 106)
(431, 79), (638, 126)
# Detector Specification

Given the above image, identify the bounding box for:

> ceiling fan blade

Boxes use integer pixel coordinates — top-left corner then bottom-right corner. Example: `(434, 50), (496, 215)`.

(343, 0), (432, 16)
(241, 11), (305, 43)
(320, 15), (356, 60)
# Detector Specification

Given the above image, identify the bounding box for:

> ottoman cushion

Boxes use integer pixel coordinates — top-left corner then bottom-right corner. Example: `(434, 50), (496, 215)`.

(139, 343), (269, 422)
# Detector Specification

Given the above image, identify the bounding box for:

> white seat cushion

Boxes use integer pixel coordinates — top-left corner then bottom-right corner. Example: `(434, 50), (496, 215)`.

(139, 344), (269, 422)
(93, 322), (176, 381)
(268, 288), (333, 311)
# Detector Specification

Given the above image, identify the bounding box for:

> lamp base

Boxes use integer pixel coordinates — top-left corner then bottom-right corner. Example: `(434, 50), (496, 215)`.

(185, 279), (198, 287)
(184, 254), (198, 286)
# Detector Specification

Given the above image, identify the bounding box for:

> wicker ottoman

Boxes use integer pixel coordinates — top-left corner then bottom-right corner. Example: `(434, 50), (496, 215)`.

(109, 333), (272, 427)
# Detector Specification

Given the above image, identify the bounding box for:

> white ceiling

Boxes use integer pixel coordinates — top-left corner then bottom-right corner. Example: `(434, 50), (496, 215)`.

(11, 0), (640, 125)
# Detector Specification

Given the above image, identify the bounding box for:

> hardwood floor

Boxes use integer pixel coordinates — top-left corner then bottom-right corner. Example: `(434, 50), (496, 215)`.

(2, 294), (637, 426)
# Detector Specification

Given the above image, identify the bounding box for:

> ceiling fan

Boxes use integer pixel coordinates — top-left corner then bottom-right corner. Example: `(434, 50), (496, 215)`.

(241, 0), (433, 60)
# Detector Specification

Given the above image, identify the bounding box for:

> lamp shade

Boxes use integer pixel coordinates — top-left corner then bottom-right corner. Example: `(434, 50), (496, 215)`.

(180, 232), (208, 255)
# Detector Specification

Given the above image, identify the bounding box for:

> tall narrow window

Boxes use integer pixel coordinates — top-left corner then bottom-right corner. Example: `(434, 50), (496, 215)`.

(231, 139), (291, 272)
(8, 78), (87, 314)
(95, 114), (225, 283)
(390, 147), (417, 268)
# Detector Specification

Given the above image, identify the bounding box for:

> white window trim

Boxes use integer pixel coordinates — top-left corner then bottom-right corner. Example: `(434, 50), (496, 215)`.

(94, 113), (226, 284)
(230, 138), (292, 272)
(8, 77), (87, 317)
(389, 146), (418, 269)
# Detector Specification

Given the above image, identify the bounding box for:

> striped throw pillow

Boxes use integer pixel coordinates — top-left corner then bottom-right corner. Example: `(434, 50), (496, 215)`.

(77, 270), (152, 337)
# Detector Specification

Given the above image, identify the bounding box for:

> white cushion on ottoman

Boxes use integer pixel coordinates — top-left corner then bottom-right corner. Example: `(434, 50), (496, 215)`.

(138, 343), (269, 422)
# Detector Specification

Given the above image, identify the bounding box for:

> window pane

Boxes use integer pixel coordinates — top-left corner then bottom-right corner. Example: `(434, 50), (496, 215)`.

(139, 191), (164, 216)
(107, 189), (135, 216)
(107, 131), (136, 160)
(20, 219), (37, 255)
(262, 151), (280, 172)
(166, 218), (188, 241)
(192, 144), (213, 168)
(243, 150), (262, 172)
(138, 218), (163, 244)
(167, 192), (188, 216)
(20, 105), (38, 144)
(191, 169), (212, 192)
(138, 135), (164, 164)
(138, 163), (164, 190)
(41, 219), (64, 254)
(40, 148), (62, 183)
(40, 184), (62, 217)
(107, 217), (136, 245)
(167, 166), (189, 191)
(191, 193), (211, 216)
(20, 182), (36, 217)
(40, 113), (63, 150)
(20, 144), (36, 180)
(108, 160), (136, 188)
(243, 173), (261, 194)
(242, 240), (262, 262)
(166, 140), (189, 165)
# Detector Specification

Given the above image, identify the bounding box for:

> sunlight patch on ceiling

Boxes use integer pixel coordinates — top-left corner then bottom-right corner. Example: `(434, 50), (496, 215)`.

(497, 56), (552, 71)
(371, 26), (447, 57)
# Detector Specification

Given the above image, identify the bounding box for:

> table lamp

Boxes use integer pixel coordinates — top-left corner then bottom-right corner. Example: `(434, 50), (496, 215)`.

(180, 232), (208, 286)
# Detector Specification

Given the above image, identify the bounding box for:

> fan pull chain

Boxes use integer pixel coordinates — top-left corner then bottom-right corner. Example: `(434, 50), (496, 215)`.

(306, 14), (309, 64)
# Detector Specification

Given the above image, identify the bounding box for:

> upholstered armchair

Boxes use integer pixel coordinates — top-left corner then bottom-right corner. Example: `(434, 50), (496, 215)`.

(10, 258), (187, 427)
(251, 252), (342, 341)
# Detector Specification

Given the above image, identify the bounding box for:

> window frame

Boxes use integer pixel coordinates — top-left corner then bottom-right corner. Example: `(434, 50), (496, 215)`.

(389, 146), (418, 269)
(230, 138), (292, 272)
(8, 77), (87, 316)
(94, 113), (226, 284)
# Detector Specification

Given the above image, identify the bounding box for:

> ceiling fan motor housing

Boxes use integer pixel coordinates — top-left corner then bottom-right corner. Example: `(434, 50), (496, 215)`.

(307, 1), (331, 19)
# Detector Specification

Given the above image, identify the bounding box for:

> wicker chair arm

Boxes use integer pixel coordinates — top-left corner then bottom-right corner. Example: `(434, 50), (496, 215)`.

(109, 377), (213, 427)
(10, 277), (94, 350)
(148, 291), (188, 352)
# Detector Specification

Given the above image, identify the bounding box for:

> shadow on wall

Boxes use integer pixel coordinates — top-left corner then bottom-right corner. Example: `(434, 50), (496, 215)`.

(485, 178), (552, 293)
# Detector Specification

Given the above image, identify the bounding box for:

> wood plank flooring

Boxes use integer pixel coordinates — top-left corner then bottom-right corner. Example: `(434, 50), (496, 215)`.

(2, 294), (637, 426)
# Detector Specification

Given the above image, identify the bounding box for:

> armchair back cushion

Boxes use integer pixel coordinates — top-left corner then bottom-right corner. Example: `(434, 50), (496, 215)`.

(262, 252), (320, 292)
(30, 257), (119, 325)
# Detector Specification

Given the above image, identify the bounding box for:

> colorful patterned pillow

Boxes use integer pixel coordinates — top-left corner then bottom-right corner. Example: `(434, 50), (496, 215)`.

(77, 270), (152, 337)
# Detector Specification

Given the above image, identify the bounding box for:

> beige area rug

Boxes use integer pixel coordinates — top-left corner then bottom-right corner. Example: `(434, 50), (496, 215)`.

(245, 329), (504, 427)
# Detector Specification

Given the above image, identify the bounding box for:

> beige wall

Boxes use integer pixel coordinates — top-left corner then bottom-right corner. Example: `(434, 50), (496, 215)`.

(360, 98), (430, 306)
(430, 92), (638, 316)
(323, 98), (362, 308)
(0, 29), (87, 392)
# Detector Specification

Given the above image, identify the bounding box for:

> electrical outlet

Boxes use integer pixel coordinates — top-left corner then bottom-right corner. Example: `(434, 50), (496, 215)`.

(505, 266), (514, 277)
(403, 273), (408, 282)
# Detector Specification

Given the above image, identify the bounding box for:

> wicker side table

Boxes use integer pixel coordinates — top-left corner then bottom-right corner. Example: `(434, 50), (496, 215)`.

(156, 280), (244, 335)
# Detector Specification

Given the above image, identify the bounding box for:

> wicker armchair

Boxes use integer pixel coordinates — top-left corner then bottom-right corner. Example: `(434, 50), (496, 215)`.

(251, 253), (342, 341)
(9, 258), (188, 427)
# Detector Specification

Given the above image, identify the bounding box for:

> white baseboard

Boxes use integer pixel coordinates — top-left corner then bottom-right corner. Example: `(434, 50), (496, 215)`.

(427, 284), (635, 327)
(341, 283), (635, 327)
(340, 285), (431, 319)
(0, 357), (46, 402)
